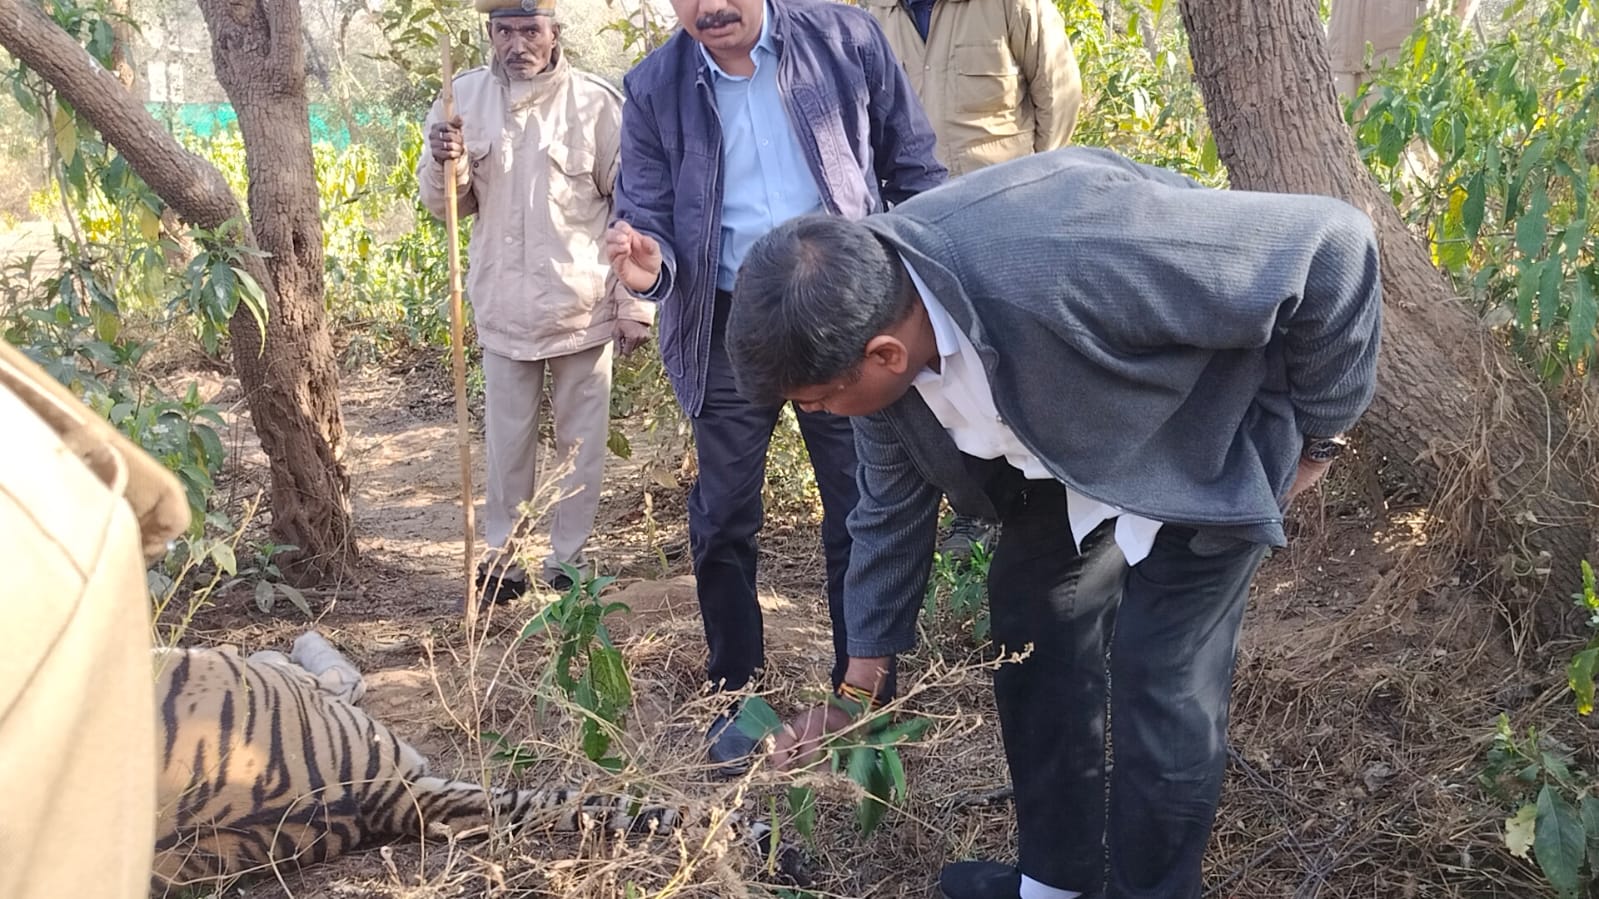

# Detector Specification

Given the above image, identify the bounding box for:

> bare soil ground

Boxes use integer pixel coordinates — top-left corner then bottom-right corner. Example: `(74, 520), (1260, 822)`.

(166, 357), (1587, 899)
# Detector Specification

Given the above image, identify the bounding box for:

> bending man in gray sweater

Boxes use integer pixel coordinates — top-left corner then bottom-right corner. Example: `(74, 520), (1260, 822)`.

(726, 147), (1382, 899)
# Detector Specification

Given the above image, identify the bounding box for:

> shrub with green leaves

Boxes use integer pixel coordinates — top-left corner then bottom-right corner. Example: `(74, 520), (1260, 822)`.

(1354, 0), (1599, 380)
(1482, 561), (1599, 897)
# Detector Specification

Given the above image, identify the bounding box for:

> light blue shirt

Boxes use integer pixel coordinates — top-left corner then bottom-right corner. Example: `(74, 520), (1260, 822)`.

(701, 1), (826, 292)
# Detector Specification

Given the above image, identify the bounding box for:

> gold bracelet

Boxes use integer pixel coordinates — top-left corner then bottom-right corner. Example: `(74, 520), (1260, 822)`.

(836, 681), (878, 712)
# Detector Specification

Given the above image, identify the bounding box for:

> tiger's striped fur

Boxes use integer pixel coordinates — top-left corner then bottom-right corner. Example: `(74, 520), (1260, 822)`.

(152, 644), (810, 890)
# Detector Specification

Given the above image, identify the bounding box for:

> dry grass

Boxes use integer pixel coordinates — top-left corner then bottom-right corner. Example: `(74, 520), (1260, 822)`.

(168, 362), (1598, 899)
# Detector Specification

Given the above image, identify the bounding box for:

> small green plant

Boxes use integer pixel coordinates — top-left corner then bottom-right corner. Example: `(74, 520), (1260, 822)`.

(1570, 560), (1599, 716)
(923, 536), (993, 646)
(740, 695), (933, 838)
(1481, 560), (1599, 897)
(519, 564), (634, 771)
(171, 220), (269, 356)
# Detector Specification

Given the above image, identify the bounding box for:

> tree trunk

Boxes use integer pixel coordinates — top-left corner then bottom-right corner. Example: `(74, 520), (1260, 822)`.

(1178, 0), (1595, 636)
(0, 0), (356, 583)
(195, 0), (354, 583)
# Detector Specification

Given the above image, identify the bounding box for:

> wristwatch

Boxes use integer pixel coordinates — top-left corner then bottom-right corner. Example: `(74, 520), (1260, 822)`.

(1301, 435), (1348, 464)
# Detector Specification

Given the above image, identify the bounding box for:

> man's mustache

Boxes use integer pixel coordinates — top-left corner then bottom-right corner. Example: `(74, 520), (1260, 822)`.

(695, 10), (740, 30)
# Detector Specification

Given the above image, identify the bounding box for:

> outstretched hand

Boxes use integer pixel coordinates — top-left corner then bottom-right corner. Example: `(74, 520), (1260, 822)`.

(603, 221), (664, 294)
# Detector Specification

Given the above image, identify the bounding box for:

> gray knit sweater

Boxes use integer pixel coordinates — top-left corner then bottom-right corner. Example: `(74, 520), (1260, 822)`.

(843, 147), (1382, 658)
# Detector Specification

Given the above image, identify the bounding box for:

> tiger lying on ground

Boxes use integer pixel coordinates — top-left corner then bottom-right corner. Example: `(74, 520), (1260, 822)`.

(152, 633), (812, 891)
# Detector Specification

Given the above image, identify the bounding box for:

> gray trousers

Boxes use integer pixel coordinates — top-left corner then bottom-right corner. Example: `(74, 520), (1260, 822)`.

(481, 343), (612, 581)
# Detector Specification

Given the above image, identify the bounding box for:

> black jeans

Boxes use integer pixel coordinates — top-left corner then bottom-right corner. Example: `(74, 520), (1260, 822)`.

(987, 477), (1266, 898)
(687, 292), (862, 694)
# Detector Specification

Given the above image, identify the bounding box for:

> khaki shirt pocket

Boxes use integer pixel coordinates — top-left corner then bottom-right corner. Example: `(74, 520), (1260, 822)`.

(547, 143), (605, 224)
(953, 40), (1022, 123)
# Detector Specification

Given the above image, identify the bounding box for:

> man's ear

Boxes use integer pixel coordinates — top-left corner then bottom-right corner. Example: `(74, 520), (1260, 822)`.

(863, 334), (910, 375)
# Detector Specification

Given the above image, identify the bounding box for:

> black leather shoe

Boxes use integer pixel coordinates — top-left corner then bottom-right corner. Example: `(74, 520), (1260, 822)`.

(473, 567), (529, 607)
(705, 706), (760, 776)
(938, 861), (1021, 899)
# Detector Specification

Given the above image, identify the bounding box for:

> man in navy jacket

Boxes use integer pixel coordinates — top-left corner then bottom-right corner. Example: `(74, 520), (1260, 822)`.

(733, 148), (1382, 899)
(604, 0), (944, 769)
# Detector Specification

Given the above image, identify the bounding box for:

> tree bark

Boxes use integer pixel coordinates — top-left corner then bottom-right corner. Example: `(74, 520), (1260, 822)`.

(0, 0), (356, 583)
(195, 0), (354, 583)
(1178, 0), (1595, 635)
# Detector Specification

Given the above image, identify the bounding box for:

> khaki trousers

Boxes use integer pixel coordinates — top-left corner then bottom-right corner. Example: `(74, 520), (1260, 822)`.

(482, 343), (612, 581)
(1, 342), (188, 899)
(1326, 0), (1429, 96)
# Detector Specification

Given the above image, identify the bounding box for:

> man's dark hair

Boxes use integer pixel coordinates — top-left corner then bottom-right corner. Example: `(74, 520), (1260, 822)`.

(728, 215), (911, 405)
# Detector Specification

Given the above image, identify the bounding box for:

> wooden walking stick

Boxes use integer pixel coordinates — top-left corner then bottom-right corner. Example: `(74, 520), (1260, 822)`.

(440, 31), (479, 630)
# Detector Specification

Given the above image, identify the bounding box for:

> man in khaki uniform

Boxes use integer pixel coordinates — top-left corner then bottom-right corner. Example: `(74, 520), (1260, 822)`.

(1326, 1), (1477, 99)
(866, 0), (1081, 178)
(1326, 0), (1428, 98)
(1, 340), (190, 899)
(866, 0), (1081, 558)
(420, 0), (653, 602)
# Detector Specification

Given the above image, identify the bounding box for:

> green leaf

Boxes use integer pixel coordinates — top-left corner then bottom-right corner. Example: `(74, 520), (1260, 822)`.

(594, 754), (624, 773)
(607, 427), (632, 459)
(1506, 137), (1547, 220)
(254, 579), (275, 614)
(581, 724), (612, 762)
(872, 715), (934, 745)
(735, 695), (783, 742)
(1567, 647), (1598, 716)
(588, 646), (632, 708)
(276, 583), (312, 617)
(519, 606), (556, 639)
(1517, 263), (1539, 332)
(1516, 186), (1550, 259)
(856, 754), (892, 836)
(1534, 784), (1585, 896)
(1538, 260), (1564, 337)
(1581, 796), (1599, 868)
(882, 745), (907, 799)
(787, 785), (816, 840)
(1463, 170), (1487, 240)
(846, 745), (876, 788)
(211, 542), (237, 576)
(1568, 271), (1597, 363)
(209, 261), (238, 313)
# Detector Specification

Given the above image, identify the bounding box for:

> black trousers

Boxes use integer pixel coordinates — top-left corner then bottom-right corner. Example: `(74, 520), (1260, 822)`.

(687, 291), (864, 694)
(987, 476), (1266, 898)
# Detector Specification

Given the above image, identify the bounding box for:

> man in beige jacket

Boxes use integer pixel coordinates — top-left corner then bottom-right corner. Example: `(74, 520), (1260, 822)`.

(866, 0), (1081, 178)
(866, 0), (1081, 559)
(2, 340), (190, 899)
(420, 0), (653, 602)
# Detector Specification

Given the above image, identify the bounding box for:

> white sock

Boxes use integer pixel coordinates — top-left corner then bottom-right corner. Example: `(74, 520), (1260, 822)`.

(1019, 875), (1082, 899)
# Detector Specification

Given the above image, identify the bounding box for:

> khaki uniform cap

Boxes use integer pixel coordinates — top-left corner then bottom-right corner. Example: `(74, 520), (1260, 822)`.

(476, 0), (556, 17)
